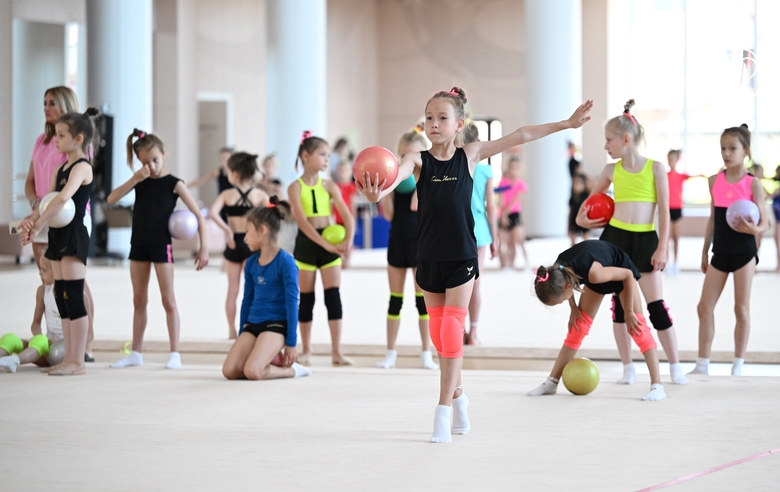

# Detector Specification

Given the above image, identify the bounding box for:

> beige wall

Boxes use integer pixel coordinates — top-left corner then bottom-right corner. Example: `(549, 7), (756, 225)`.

(376, 0), (527, 152)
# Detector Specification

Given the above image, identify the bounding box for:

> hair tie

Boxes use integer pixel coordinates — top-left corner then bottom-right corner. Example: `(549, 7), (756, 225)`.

(536, 272), (549, 283)
(558, 265), (564, 270)
(139, 132), (146, 139)
(448, 90), (459, 96)
(300, 130), (312, 144)
(267, 203), (276, 209)
(623, 111), (638, 126)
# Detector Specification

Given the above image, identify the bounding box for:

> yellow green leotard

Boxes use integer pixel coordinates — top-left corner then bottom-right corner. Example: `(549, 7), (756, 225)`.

(610, 158), (657, 232)
(295, 176), (342, 271)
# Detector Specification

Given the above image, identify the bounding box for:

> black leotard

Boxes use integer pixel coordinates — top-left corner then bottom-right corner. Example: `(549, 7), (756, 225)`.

(555, 240), (641, 295)
(131, 174), (181, 245)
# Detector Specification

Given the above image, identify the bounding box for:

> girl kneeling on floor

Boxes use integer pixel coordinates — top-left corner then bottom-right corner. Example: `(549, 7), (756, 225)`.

(222, 197), (311, 380)
(527, 240), (665, 401)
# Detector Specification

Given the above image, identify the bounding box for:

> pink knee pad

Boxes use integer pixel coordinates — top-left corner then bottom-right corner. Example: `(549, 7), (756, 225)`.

(563, 311), (593, 350)
(439, 306), (467, 358)
(427, 306), (445, 356)
(630, 314), (657, 353)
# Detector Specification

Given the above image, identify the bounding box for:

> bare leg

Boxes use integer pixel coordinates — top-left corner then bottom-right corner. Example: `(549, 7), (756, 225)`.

(222, 333), (258, 379)
(84, 281), (95, 358)
(670, 219), (681, 269)
(154, 262), (180, 354)
(129, 261), (152, 352)
(224, 260), (244, 339)
(513, 225), (529, 270)
(242, 332), (295, 380)
(498, 229), (511, 268)
(41, 260), (68, 373)
(297, 269), (317, 365)
(732, 258), (756, 359)
(467, 246), (486, 345)
(775, 223), (780, 272)
(49, 257), (87, 376)
(413, 272), (432, 352)
(385, 266), (407, 350)
(638, 271), (682, 365)
(695, 266), (728, 359)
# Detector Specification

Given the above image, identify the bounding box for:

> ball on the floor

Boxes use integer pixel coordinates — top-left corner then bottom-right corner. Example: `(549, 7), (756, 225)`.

(583, 193), (614, 223)
(271, 352), (283, 366)
(726, 199), (759, 230)
(168, 210), (198, 240)
(395, 174), (416, 194)
(322, 224), (346, 245)
(39, 192), (76, 228)
(47, 339), (65, 365)
(353, 146), (398, 190)
(562, 358), (600, 395)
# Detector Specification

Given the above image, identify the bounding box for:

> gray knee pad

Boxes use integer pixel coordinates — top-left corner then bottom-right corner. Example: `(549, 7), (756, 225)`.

(415, 293), (428, 319)
(54, 280), (69, 320)
(62, 279), (87, 320)
(324, 287), (342, 320)
(648, 300), (673, 330)
(611, 295), (625, 324)
(299, 292), (315, 323)
(387, 293), (403, 319)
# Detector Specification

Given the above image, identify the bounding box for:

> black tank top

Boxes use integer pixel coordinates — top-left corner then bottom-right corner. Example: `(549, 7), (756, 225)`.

(389, 190), (417, 240)
(556, 241), (641, 296)
(217, 169), (232, 193)
(223, 187), (254, 217)
(131, 174), (181, 244)
(417, 148), (476, 261)
(55, 158), (93, 226)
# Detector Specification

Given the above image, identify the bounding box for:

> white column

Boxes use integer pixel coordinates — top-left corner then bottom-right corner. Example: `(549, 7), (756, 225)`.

(0, 1), (12, 223)
(87, 0), (153, 255)
(524, 0), (582, 237)
(267, 0), (327, 183)
(86, 0), (153, 192)
(581, 0), (610, 180)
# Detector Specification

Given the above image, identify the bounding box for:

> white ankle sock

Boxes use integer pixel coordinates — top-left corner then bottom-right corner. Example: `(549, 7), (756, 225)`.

(669, 363), (689, 385)
(110, 350), (143, 368)
(642, 383), (666, 401)
(420, 350), (439, 370)
(527, 377), (559, 396)
(165, 352), (182, 369)
(376, 349), (397, 369)
(617, 363), (636, 385)
(687, 357), (709, 375)
(0, 354), (20, 373)
(430, 405), (452, 443)
(451, 393), (470, 435)
(292, 362), (311, 378)
(731, 358), (744, 376)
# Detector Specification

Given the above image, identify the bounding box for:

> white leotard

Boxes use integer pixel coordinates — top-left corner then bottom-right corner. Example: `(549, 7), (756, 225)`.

(43, 283), (63, 341)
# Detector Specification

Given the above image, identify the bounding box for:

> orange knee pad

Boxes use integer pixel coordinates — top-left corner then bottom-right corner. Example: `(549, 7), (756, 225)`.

(563, 311), (594, 350)
(429, 306), (466, 358)
(631, 314), (657, 353)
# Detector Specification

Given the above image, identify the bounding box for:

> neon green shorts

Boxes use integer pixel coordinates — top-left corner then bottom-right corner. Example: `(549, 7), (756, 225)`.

(0, 333), (24, 355)
(28, 334), (51, 357)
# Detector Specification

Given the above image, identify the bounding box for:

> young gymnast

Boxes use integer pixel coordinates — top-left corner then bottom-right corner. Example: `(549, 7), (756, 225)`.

(527, 240), (666, 401)
(376, 127), (438, 370)
(666, 149), (699, 274)
(576, 99), (687, 385)
(209, 152), (270, 339)
(222, 198), (311, 380)
(568, 173), (591, 246)
(689, 125), (768, 376)
(463, 123), (497, 345)
(19, 108), (99, 375)
(108, 129), (209, 369)
(359, 87), (593, 443)
(497, 155), (530, 270)
(288, 132), (355, 366)
(0, 257), (63, 372)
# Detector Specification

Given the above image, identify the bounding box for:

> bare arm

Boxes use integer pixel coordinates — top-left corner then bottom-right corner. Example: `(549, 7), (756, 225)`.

(464, 100), (593, 171)
(31, 285), (45, 336)
(108, 166), (149, 205)
(174, 181), (209, 270)
(701, 176), (716, 274)
(575, 164), (615, 229)
(484, 178), (498, 258)
(651, 160), (670, 271)
(288, 181), (337, 252)
(34, 163), (92, 231)
(323, 179), (356, 251)
(209, 191), (232, 236)
(187, 167), (220, 189)
(357, 152), (421, 203)
(381, 192), (394, 222)
(25, 161), (39, 208)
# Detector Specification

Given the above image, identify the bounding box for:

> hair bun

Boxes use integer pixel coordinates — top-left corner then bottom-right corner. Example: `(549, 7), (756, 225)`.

(450, 87), (467, 104)
(269, 195), (280, 206)
(623, 99), (636, 112)
(84, 107), (100, 117)
(740, 123), (750, 131)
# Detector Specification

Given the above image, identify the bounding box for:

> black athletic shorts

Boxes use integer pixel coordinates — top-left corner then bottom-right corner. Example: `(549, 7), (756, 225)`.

(387, 237), (417, 269)
(600, 224), (659, 273)
(670, 208), (683, 222)
(241, 320), (287, 338)
(501, 212), (522, 230)
(416, 258), (479, 294)
(224, 233), (253, 263)
(129, 243), (174, 263)
(45, 224), (90, 264)
(294, 229), (341, 270)
(710, 253), (758, 273)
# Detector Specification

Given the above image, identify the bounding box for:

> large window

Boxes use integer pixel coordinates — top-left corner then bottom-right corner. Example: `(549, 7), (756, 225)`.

(616, 0), (778, 204)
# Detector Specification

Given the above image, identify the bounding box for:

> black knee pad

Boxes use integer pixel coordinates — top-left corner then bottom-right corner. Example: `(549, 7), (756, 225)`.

(53, 280), (69, 320)
(62, 279), (87, 320)
(415, 293), (428, 319)
(387, 293), (403, 319)
(611, 295), (625, 324)
(324, 287), (342, 320)
(299, 292), (315, 323)
(648, 300), (673, 330)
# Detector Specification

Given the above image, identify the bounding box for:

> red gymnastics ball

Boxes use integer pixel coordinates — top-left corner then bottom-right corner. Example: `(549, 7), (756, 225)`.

(583, 193), (614, 223)
(353, 146), (398, 190)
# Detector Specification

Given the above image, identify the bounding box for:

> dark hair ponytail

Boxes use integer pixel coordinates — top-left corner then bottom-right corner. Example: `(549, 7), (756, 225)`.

(127, 128), (166, 169)
(295, 131), (328, 171)
(228, 152), (259, 181)
(246, 195), (292, 241)
(57, 107), (100, 156)
(722, 124), (751, 159)
(534, 264), (581, 305)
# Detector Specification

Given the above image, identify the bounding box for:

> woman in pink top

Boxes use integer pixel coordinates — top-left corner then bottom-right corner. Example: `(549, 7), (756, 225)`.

(23, 86), (95, 360)
(497, 155), (529, 270)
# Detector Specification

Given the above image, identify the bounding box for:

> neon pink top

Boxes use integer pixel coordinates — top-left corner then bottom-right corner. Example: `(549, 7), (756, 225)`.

(667, 171), (691, 209)
(31, 133), (68, 200)
(712, 172), (754, 207)
(499, 177), (527, 214)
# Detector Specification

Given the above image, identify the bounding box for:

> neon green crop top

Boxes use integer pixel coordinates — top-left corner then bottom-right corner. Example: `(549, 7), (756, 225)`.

(298, 176), (332, 217)
(613, 159), (657, 203)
